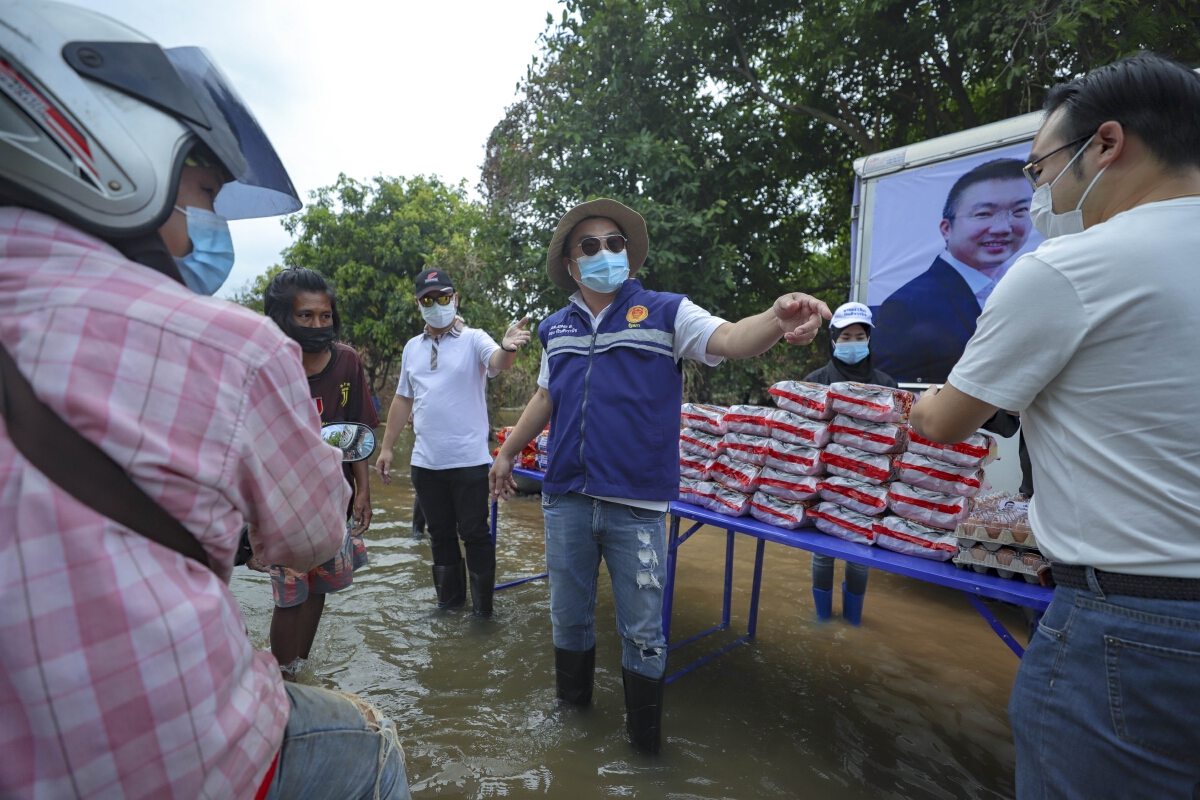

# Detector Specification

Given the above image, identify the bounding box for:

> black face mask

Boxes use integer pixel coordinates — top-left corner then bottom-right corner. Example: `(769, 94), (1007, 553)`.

(289, 324), (338, 354)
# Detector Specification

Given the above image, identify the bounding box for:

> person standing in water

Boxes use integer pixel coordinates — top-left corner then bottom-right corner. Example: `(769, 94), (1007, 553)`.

(261, 267), (379, 679)
(490, 199), (831, 753)
(802, 302), (896, 625)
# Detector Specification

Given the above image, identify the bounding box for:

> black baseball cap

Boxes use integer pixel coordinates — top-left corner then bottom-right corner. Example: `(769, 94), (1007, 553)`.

(415, 268), (455, 299)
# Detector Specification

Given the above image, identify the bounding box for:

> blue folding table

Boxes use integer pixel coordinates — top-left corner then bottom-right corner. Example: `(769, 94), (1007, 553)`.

(497, 468), (1054, 683)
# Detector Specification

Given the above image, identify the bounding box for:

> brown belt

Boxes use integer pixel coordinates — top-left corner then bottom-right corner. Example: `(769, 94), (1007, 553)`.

(1051, 564), (1200, 601)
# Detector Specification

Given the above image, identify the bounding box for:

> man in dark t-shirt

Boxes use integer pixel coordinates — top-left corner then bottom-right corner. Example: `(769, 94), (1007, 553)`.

(260, 268), (380, 679)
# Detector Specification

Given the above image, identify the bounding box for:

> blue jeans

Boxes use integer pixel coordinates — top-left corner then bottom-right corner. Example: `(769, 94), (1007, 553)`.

(541, 492), (669, 679)
(811, 553), (869, 595)
(265, 682), (411, 800)
(1008, 575), (1200, 799)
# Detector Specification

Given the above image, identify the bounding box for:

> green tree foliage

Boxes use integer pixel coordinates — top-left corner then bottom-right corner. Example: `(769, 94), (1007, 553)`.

(275, 174), (494, 395)
(484, 0), (1200, 401)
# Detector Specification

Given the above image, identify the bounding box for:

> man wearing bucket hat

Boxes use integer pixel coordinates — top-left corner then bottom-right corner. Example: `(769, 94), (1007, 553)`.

(489, 199), (831, 753)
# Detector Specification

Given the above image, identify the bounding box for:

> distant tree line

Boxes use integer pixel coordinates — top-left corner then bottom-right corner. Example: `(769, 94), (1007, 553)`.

(236, 0), (1200, 406)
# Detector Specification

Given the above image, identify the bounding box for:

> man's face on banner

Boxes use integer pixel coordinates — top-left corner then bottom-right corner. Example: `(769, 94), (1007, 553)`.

(939, 178), (1033, 271)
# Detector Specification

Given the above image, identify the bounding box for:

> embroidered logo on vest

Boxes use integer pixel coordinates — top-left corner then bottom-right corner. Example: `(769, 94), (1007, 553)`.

(626, 305), (649, 326)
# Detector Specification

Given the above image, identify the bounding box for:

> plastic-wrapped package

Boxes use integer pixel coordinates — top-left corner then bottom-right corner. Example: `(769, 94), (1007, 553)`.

(768, 381), (835, 420)
(723, 405), (774, 437)
(872, 516), (958, 561)
(887, 482), (972, 530)
(807, 502), (876, 546)
(764, 440), (824, 476)
(722, 432), (772, 466)
(829, 414), (908, 454)
(709, 454), (762, 493)
(828, 382), (915, 423)
(749, 492), (812, 529)
(679, 477), (718, 506)
(706, 485), (752, 516)
(679, 428), (725, 458)
(517, 452), (539, 470)
(906, 429), (998, 468)
(767, 409), (832, 448)
(680, 403), (729, 436)
(534, 453), (549, 471)
(756, 467), (821, 501)
(895, 452), (984, 498)
(679, 448), (714, 481)
(820, 443), (896, 485)
(816, 476), (890, 516)
(535, 431), (550, 453)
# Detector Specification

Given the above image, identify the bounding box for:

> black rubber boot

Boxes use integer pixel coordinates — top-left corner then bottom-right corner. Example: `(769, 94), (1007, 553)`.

(554, 646), (595, 706)
(431, 561), (466, 608)
(622, 667), (665, 754)
(469, 569), (495, 617)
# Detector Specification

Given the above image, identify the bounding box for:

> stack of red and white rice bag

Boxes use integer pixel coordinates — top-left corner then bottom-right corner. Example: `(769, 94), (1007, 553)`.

(494, 424), (551, 471)
(678, 399), (825, 529)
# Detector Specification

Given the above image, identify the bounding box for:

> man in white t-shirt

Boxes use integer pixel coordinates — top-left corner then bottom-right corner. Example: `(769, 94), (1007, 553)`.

(489, 199), (831, 753)
(377, 268), (531, 616)
(909, 54), (1200, 797)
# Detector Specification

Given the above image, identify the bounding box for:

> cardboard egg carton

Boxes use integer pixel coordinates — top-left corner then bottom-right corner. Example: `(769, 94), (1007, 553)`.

(954, 521), (1040, 551)
(953, 546), (1045, 584)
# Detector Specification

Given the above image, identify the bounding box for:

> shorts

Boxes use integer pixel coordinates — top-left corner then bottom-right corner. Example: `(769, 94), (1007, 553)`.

(270, 521), (369, 608)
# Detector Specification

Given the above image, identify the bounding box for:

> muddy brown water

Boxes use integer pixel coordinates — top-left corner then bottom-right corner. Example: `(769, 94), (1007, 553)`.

(230, 422), (1028, 799)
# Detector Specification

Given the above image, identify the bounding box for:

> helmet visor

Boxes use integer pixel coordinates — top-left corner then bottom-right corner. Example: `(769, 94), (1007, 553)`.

(164, 47), (301, 220)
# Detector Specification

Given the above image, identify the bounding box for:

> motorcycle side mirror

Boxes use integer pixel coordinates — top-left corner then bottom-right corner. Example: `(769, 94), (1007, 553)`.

(321, 423), (376, 462)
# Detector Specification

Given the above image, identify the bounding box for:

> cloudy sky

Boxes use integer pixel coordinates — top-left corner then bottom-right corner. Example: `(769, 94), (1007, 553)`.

(72, 0), (561, 296)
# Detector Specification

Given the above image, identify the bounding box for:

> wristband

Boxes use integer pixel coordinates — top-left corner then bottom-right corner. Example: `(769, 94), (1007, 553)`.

(501, 344), (518, 352)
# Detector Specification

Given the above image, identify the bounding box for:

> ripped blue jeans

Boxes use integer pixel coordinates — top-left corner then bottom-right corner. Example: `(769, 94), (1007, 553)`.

(541, 492), (668, 679)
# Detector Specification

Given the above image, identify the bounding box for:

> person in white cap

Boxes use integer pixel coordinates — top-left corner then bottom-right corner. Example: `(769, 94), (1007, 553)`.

(802, 302), (896, 624)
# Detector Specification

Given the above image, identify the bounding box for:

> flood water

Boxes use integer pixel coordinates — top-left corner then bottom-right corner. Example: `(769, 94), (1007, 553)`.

(230, 422), (1029, 799)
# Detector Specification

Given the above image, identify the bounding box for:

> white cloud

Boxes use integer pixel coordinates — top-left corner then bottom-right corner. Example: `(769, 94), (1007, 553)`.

(70, 0), (559, 295)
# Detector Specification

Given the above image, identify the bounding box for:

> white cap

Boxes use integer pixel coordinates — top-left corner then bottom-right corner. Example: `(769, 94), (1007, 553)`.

(831, 302), (874, 330)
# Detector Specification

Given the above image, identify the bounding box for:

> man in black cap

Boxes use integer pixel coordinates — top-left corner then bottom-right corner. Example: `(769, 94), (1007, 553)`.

(376, 268), (531, 616)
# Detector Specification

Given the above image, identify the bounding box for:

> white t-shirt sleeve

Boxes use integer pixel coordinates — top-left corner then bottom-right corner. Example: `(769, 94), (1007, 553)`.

(537, 349), (550, 389)
(471, 329), (502, 378)
(396, 339), (415, 399)
(674, 298), (728, 366)
(949, 256), (1088, 412)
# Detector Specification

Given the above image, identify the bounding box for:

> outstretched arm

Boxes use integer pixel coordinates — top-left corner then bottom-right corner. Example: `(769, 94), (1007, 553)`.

(489, 387), (553, 501)
(706, 293), (832, 360)
(488, 317), (532, 373)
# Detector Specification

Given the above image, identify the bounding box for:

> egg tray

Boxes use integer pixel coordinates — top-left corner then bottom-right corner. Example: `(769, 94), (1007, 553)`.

(952, 549), (1043, 583)
(953, 522), (1039, 551)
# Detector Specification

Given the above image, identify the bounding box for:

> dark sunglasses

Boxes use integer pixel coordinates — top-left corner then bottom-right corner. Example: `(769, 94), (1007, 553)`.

(574, 235), (628, 257)
(1023, 132), (1095, 188)
(418, 294), (454, 307)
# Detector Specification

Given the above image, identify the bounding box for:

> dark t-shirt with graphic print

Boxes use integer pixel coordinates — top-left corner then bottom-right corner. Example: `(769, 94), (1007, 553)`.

(308, 343), (380, 513)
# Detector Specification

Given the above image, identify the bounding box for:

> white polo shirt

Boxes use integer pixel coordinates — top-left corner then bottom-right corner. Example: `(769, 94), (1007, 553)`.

(398, 323), (500, 470)
(950, 198), (1200, 578)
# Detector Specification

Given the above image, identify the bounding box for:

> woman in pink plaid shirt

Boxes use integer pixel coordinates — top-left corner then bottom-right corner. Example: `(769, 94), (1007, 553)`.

(0, 5), (410, 799)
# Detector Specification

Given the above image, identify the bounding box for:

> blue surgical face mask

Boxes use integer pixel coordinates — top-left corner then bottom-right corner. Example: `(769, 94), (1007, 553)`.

(173, 205), (235, 295)
(834, 340), (870, 364)
(571, 250), (629, 294)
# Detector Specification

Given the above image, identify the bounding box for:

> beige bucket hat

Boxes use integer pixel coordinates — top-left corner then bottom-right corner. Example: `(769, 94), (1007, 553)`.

(545, 198), (649, 292)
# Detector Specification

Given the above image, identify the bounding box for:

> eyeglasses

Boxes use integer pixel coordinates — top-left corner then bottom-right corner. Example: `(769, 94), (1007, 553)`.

(949, 207), (1030, 224)
(574, 235), (628, 257)
(418, 294), (454, 307)
(1023, 132), (1095, 188)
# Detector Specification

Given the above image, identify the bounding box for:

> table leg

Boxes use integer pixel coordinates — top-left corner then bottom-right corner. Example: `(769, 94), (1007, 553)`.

(747, 537), (766, 637)
(663, 515), (681, 645)
(964, 591), (1026, 658)
(721, 530), (735, 628)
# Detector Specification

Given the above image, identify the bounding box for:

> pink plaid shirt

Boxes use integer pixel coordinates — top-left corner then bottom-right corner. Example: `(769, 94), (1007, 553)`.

(0, 209), (351, 799)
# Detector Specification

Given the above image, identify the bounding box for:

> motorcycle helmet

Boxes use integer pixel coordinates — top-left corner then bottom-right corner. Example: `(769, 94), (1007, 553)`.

(0, 0), (300, 277)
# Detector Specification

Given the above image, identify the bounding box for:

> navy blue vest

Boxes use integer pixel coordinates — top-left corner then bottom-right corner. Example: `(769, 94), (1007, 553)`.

(538, 280), (685, 501)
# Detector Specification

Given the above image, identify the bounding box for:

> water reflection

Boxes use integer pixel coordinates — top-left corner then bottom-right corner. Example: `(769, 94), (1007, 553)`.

(230, 424), (1024, 799)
